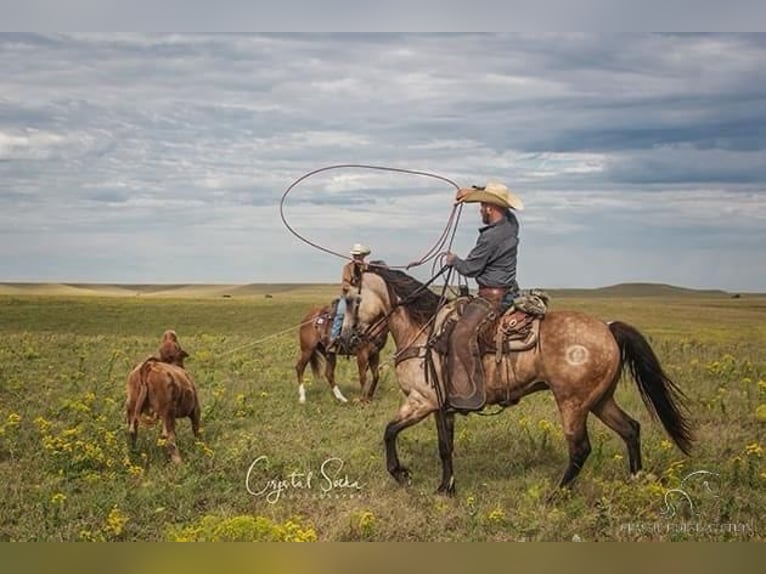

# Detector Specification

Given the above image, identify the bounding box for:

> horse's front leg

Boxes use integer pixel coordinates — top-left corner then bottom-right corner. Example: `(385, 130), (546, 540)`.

(324, 352), (348, 403)
(384, 419), (411, 485)
(435, 410), (456, 496)
(384, 394), (434, 485)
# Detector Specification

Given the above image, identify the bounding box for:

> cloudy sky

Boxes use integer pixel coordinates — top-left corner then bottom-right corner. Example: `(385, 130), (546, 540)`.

(1, 33), (765, 291)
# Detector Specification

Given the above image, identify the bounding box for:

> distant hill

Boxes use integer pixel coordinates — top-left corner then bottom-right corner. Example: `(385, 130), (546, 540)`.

(546, 282), (731, 298)
(0, 282), (339, 299)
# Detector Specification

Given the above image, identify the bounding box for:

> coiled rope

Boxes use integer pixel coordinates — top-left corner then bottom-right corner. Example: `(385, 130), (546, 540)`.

(279, 163), (464, 270)
(215, 164), (467, 358)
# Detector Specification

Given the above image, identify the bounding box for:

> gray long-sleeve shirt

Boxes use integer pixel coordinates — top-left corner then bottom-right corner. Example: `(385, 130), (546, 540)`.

(451, 211), (519, 291)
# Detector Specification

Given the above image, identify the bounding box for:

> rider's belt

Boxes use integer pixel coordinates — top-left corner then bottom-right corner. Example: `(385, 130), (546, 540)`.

(478, 286), (508, 299)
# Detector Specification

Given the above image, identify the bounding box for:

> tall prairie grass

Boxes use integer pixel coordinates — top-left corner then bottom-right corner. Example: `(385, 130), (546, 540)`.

(0, 291), (763, 541)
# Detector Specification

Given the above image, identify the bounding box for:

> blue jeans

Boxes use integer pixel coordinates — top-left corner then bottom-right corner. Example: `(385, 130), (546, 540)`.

(332, 297), (346, 339)
(500, 290), (517, 314)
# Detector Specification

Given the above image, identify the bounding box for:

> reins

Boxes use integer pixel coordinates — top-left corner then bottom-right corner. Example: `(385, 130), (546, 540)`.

(357, 263), (451, 343)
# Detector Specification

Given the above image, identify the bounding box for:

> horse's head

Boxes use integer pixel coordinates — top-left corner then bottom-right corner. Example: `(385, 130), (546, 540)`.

(341, 264), (443, 347)
(340, 270), (391, 345)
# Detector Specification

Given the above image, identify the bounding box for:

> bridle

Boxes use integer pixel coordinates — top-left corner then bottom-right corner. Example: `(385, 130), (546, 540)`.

(344, 265), (456, 414)
(346, 264), (451, 349)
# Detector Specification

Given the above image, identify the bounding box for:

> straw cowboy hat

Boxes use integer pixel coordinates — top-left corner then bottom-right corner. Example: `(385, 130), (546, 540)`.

(457, 181), (524, 211)
(350, 243), (371, 256)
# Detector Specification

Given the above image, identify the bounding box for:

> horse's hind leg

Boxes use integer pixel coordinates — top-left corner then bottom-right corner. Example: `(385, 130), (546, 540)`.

(295, 347), (314, 404)
(557, 405), (592, 488)
(592, 395), (642, 475)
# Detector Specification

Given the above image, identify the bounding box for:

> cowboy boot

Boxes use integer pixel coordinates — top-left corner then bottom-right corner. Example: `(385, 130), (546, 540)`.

(446, 298), (494, 411)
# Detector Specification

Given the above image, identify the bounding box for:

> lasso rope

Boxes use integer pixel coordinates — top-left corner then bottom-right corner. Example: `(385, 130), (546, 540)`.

(213, 165), (466, 360)
(279, 163), (462, 269)
(278, 163), (467, 366)
(215, 316), (318, 358)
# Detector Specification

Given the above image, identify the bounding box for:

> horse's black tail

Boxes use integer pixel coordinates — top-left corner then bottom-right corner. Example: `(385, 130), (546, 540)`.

(609, 321), (694, 455)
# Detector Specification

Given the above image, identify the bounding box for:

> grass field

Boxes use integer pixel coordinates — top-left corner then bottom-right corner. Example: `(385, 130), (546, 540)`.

(0, 284), (763, 541)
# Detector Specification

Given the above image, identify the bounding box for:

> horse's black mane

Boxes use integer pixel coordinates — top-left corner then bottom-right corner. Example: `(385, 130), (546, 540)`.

(367, 262), (442, 326)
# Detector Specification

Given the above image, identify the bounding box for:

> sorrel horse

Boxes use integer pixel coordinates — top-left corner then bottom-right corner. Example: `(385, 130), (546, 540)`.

(296, 303), (388, 404)
(342, 267), (694, 495)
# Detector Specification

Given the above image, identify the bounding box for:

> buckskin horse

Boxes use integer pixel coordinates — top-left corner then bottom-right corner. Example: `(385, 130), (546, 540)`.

(295, 302), (388, 404)
(341, 266), (693, 495)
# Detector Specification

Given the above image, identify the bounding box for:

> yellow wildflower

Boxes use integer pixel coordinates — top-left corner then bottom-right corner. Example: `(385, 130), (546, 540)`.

(487, 507), (505, 523)
(537, 419), (554, 433)
(745, 443), (762, 457)
(50, 493), (66, 505)
(195, 441), (214, 458)
(105, 507), (129, 537)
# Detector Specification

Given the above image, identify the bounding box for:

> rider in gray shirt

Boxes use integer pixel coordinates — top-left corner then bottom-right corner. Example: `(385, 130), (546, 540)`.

(449, 209), (520, 298)
(444, 181), (524, 411)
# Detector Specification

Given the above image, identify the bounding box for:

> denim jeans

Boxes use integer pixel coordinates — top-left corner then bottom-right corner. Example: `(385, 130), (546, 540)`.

(332, 297), (346, 339)
(500, 290), (517, 314)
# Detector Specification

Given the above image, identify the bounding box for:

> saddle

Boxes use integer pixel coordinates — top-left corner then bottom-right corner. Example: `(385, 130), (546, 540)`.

(312, 304), (335, 342)
(313, 300), (384, 356)
(432, 290), (549, 411)
(434, 290), (548, 357)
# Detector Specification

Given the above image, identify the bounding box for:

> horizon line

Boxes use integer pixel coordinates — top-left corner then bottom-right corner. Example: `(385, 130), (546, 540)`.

(0, 280), (758, 295)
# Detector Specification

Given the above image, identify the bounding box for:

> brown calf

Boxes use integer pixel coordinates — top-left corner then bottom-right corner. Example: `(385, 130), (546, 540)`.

(125, 357), (201, 463)
(158, 329), (189, 367)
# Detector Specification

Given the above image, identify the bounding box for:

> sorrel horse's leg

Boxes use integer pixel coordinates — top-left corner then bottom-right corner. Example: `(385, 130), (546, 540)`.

(592, 395), (642, 474)
(384, 395), (435, 484)
(356, 347), (370, 401)
(324, 352), (348, 403)
(435, 410), (456, 495)
(364, 349), (382, 401)
(295, 346), (314, 404)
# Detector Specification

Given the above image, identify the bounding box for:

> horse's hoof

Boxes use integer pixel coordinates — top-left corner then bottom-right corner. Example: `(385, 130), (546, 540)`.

(332, 386), (348, 403)
(436, 483), (456, 497)
(545, 487), (570, 504)
(391, 466), (411, 486)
